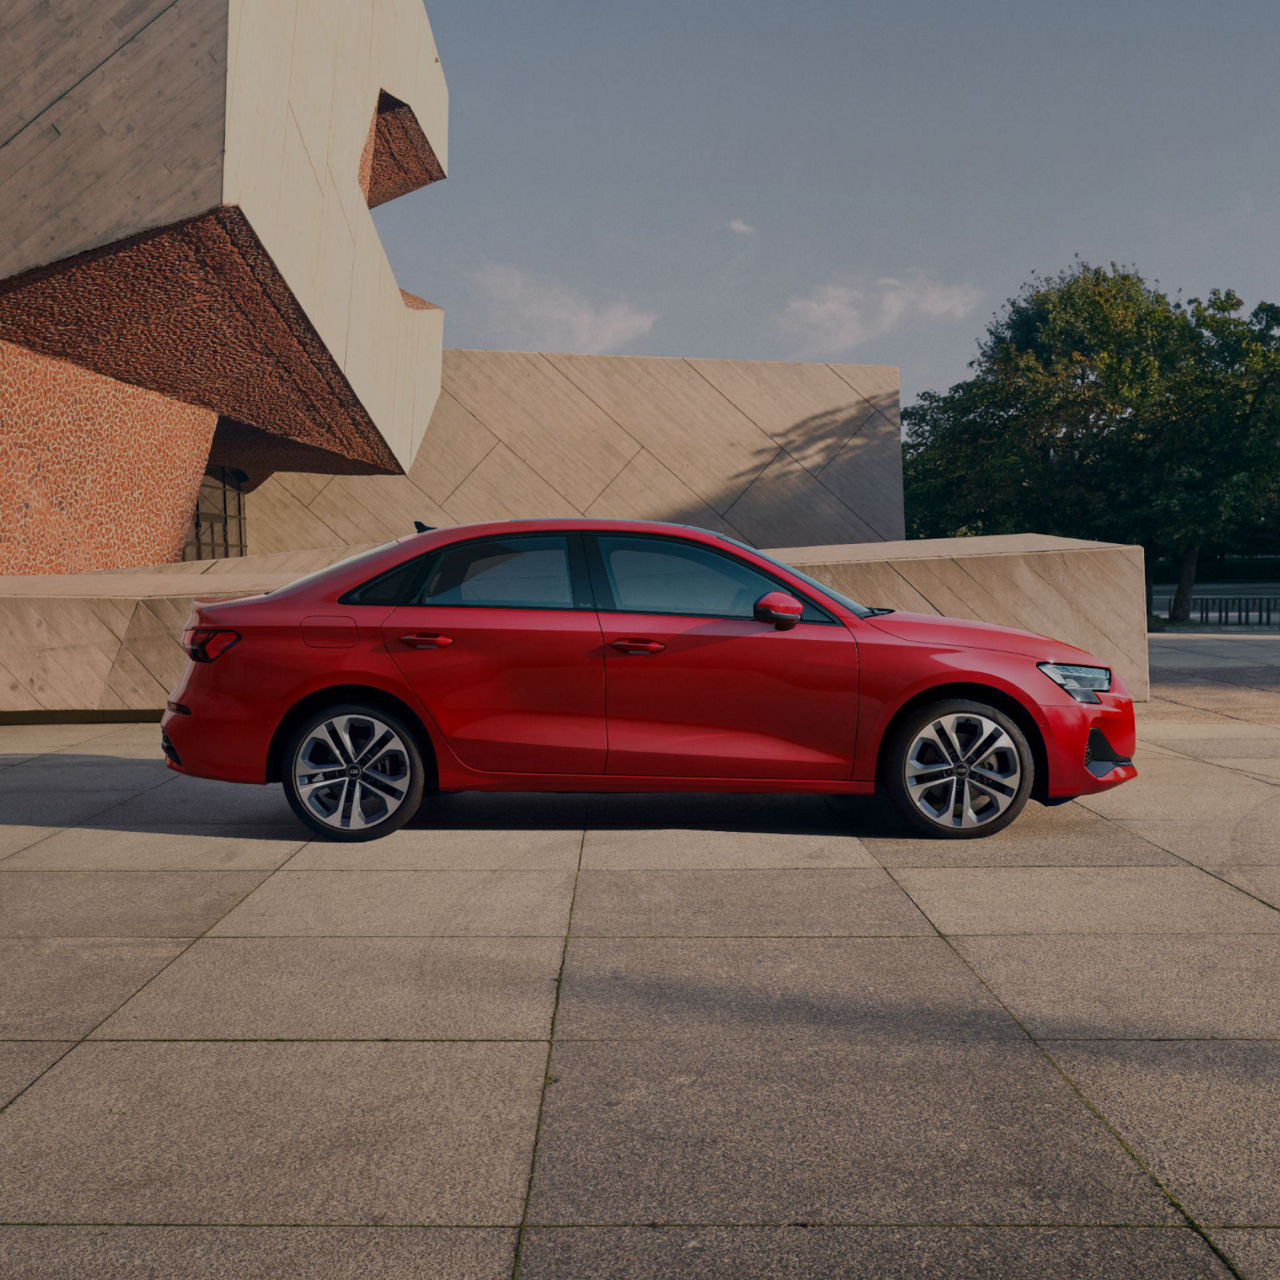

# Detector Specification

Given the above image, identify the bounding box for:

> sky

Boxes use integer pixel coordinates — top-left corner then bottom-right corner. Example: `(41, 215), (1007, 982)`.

(375, 0), (1280, 410)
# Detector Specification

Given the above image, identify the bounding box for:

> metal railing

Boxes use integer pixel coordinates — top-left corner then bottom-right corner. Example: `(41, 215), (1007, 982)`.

(1154, 596), (1280, 625)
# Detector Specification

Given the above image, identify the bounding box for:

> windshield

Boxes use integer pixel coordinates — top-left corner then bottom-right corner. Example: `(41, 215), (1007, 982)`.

(714, 536), (874, 618)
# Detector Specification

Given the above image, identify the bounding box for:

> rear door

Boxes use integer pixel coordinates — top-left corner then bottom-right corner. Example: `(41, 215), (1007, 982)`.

(382, 533), (606, 775)
(588, 533), (859, 780)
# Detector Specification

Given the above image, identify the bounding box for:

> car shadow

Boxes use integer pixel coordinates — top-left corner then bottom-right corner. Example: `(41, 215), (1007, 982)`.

(0, 752), (914, 841)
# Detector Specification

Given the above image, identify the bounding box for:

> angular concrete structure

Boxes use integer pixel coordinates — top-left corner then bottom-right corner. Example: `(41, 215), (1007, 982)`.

(246, 350), (906, 554)
(0, 0), (447, 572)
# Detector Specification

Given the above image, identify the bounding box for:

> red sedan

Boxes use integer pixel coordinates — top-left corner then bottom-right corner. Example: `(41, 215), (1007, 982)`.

(162, 519), (1137, 841)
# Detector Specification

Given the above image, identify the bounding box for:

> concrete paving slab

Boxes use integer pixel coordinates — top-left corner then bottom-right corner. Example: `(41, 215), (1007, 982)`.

(581, 791), (849, 835)
(0, 758), (171, 792)
(894, 866), (1280, 935)
(0, 826), (61, 860)
(1150, 635), (1280, 668)
(866, 809), (1178, 869)
(527, 1038), (1178, 1225)
(0, 1043), (70, 1108)
(208, 870), (575, 936)
(1162, 688), (1280, 725)
(517, 1226), (1231, 1279)
(96, 936), (563, 1040)
(0, 725), (124, 755)
(417, 788), (591, 829)
(571, 869), (929, 937)
(417, 791), (589, 831)
(1130, 741), (1185, 759)
(1209, 1229), (1280, 1280)
(0, 1041), (545, 1224)
(1140, 731), (1280, 764)
(581, 826), (877, 870)
(1209, 757), (1280, 782)
(1049, 1040), (1280, 1227)
(955, 935), (1280, 1040)
(0, 938), (187, 1037)
(93, 775), (300, 826)
(1141, 724), (1280, 744)
(0, 1226), (516, 1280)
(1112, 811), (1280, 866)
(555, 936), (1019, 1044)
(1215, 868), (1280, 911)
(0, 825), (306, 871)
(50, 727), (170, 760)
(1137, 696), (1233, 724)
(0, 872), (268, 938)
(1075, 758), (1273, 821)
(0, 788), (143, 832)
(286, 826), (580, 871)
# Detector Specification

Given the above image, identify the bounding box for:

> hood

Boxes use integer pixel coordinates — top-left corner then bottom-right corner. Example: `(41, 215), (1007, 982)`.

(865, 611), (1099, 664)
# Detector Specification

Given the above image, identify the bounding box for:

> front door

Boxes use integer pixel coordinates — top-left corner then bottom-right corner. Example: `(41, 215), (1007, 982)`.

(588, 534), (859, 780)
(383, 533), (606, 774)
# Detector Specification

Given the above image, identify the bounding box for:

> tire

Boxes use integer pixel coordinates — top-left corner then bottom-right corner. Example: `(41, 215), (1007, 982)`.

(283, 701), (426, 841)
(882, 698), (1033, 839)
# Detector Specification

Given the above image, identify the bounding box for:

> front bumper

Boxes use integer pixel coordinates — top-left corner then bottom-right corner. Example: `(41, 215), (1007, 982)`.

(1040, 688), (1138, 798)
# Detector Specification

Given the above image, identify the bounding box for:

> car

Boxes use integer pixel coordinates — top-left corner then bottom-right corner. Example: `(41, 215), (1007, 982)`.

(161, 519), (1137, 841)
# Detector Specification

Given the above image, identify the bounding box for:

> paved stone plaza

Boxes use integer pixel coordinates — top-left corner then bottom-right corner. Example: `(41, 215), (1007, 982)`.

(0, 633), (1278, 1278)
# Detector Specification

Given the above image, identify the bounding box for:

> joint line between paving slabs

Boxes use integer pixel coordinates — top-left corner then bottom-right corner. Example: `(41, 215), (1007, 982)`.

(880, 863), (1247, 1279)
(511, 825), (586, 1279)
(0, 762), (254, 1118)
(0, 856), (272, 1120)
(1085, 752), (1280, 906)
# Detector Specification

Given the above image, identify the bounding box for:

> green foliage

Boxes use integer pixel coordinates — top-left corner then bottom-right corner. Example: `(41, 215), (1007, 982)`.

(902, 263), (1280, 571)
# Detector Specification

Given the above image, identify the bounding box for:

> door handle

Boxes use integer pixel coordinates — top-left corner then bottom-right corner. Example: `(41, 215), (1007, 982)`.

(399, 632), (453, 649)
(610, 637), (665, 655)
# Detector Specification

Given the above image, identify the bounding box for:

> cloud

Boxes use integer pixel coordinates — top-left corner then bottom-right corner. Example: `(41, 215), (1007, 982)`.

(777, 271), (983, 357)
(728, 218), (755, 236)
(471, 263), (657, 354)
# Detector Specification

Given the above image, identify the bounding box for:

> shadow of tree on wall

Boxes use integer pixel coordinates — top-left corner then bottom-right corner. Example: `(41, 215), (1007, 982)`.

(243, 359), (904, 557)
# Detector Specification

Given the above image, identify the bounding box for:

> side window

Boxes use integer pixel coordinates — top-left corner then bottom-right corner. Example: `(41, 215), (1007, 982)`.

(414, 535), (576, 610)
(597, 536), (817, 619)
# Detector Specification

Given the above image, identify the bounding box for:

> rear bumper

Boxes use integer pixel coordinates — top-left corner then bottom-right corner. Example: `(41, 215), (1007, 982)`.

(161, 699), (273, 784)
(1041, 690), (1138, 798)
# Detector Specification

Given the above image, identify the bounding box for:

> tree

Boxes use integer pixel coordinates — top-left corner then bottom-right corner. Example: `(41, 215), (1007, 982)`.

(903, 264), (1280, 621)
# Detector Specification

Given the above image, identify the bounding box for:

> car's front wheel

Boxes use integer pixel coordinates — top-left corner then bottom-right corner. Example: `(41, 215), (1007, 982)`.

(283, 702), (426, 841)
(883, 699), (1033, 838)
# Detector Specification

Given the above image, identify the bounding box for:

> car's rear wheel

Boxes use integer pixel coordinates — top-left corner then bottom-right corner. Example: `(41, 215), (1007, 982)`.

(283, 702), (425, 841)
(883, 699), (1032, 838)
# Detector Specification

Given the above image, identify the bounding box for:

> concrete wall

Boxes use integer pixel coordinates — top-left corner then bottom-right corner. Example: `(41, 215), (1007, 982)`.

(0, 534), (1147, 715)
(0, 0), (228, 281)
(245, 350), (906, 554)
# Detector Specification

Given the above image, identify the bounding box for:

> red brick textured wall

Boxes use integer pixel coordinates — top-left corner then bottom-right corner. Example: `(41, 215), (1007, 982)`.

(0, 340), (215, 573)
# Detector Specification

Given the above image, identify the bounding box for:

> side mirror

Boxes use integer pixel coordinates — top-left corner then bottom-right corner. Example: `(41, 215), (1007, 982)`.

(754, 590), (803, 631)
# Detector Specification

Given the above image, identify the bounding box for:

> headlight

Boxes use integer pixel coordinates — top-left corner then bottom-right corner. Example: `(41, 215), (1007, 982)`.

(1037, 662), (1111, 703)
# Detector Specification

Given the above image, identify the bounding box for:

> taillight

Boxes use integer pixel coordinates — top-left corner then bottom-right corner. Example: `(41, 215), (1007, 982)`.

(182, 628), (241, 662)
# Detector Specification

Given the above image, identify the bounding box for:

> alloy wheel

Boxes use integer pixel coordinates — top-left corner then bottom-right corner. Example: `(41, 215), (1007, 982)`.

(293, 713), (411, 832)
(903, 712), (1022, 830)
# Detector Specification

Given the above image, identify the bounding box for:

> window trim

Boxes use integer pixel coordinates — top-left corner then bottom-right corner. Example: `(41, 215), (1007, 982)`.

(584, 532), (840, 625)
(339, 532), (596, 612)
